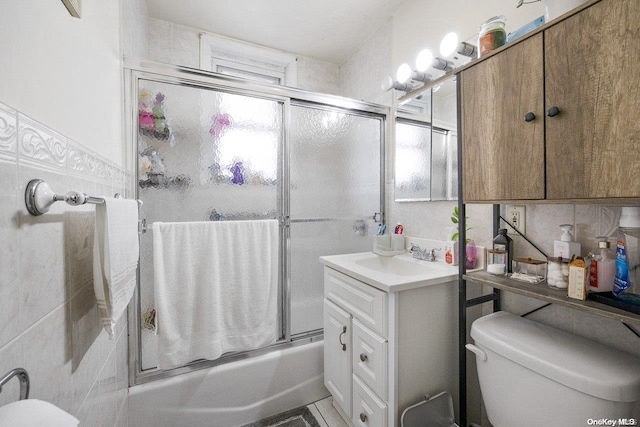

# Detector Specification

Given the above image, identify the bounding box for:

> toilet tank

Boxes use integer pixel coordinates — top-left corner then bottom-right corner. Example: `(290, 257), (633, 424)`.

(470, 311), (640, 427)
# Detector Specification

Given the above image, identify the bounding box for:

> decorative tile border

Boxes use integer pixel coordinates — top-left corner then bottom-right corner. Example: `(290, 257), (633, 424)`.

(0, 103), (17, 159)
(0, 101), (127, 186)
(18, 114), (67, 169)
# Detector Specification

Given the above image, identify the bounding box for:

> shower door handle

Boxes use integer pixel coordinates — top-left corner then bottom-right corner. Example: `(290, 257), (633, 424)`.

(339, 326), (347, 351)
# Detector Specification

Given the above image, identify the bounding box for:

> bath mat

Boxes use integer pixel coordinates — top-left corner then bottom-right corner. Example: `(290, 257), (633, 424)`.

(242, 406), (322, 427)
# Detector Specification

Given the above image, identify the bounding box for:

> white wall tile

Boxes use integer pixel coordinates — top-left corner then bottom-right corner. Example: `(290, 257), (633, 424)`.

(171, 24), (200, 69)
(147, 18), (172, 65)
(0, 101), (128, 426)
(0, 103), (17, 159)
(0, 159), (21, 347)
(22, 305), (74, 412)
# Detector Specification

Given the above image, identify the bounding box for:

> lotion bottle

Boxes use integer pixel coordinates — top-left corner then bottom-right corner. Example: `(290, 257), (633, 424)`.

(553, 224), (581, 259)
(588, 237), (615, 293)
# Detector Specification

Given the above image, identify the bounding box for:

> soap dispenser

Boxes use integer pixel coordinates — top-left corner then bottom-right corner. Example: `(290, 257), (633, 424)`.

(553, 224), (581, 259)
(588, 237), (615, 293)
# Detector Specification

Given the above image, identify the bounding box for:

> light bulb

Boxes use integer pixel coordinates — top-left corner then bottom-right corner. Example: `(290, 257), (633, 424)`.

(415, 49), (433, 72)
(396, 63), (412, 83)
(440, 32), (459, 57)
(381, 76), (394, 91)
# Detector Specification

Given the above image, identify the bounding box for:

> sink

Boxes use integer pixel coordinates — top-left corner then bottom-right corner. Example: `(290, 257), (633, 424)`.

(319, 251), (460, 292)
(354, 254), (446, 276)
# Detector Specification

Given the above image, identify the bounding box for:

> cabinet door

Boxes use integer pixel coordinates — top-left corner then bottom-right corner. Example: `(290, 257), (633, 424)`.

(460, 33), (545, 202)
(324, 299), (352, 416)
(545, 0), (640, 199)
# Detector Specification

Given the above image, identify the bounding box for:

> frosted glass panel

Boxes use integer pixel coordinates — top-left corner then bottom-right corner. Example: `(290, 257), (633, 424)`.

(289, 220), (375, 334)
(289, 105), (382, 335)
(137, 80), (282, 370)
(395, 120), (431, 201)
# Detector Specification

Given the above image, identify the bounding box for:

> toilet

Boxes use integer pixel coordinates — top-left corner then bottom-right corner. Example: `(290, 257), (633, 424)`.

(467, 311), (640, 427)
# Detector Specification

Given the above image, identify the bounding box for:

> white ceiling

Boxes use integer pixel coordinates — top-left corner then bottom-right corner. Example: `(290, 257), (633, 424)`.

(145, 0), (406, 65)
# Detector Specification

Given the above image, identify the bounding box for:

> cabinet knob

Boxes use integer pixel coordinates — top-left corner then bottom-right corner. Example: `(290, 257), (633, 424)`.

(339, 326), (347, 351)
(547, 106), (560, 117)
(359, 353), (368, 362)
(524, 112), (536, 122)
(360, 413), (367, 422)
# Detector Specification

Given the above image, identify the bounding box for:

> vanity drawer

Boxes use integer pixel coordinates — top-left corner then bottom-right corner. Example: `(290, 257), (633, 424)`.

(352, 375), (387, 427)
(324, 268), (387, 335)
(352, 318), (388, 401)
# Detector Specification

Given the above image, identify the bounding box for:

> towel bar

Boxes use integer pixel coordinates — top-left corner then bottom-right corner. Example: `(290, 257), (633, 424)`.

(0, 368), (30, 400)
(25, 178), (142, 216)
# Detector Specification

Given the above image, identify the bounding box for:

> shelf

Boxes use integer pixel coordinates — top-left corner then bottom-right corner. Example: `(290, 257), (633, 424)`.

(463, 271), (640, 327)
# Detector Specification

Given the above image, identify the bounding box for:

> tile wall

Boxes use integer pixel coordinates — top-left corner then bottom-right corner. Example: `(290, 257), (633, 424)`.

(145, 18), (342, 96)
(0, 101), (129, 426)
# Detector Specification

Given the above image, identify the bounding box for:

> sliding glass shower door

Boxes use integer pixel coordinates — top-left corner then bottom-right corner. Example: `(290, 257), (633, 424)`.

(288, 104), (383, 336)
(128, 64), (385, 378)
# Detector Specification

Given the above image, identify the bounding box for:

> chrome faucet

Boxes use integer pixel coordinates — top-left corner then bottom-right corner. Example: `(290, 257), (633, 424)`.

(409, 244), (440, 262)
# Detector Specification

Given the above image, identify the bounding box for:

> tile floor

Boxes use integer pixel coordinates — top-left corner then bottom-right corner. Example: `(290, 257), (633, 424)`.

(306, 397), (350, 427)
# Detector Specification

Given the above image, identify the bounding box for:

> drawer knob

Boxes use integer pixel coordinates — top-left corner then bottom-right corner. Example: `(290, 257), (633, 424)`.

(547, 106), (560, 117)
(339, 326), (347, 351)
(524, 112), (536, 122)
(360, 353), (368, 362)
(360, 413), (367, 422)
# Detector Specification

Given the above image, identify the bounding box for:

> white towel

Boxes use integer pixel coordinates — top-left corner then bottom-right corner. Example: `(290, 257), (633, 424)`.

(152, 220), (278, 370)
(93, 198), (140, 338)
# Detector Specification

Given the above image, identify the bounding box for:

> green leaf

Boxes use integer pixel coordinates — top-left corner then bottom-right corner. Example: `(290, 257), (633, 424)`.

(451, 216), (458, 224)
(453, 206), (459, 216)
(452, 232), (459, 241)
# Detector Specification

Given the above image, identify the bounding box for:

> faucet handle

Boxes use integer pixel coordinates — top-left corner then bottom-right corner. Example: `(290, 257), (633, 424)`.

(409, 243), (421, 252)
(428, 247), (441, 261)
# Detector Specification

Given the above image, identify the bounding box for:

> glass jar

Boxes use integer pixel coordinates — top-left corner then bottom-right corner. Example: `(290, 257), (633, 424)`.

(478, 16), (507, 57)
(547, 257), (570, 289)
(487, 249), (508, 275)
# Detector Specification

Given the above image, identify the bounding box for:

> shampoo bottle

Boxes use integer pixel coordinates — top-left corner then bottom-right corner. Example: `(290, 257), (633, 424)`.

(588, 237), (615, 293)
(613, 207), (640, 305)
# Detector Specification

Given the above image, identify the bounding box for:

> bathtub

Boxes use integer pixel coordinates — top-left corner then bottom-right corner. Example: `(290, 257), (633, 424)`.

(128, 341), (329, 427)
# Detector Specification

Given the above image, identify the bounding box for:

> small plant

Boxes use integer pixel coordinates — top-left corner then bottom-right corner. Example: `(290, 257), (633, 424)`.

(450, 206), (471, 242)
(516, 0), (541, 7)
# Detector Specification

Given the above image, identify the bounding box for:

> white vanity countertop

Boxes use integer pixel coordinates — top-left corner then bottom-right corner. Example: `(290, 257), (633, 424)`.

(320, 237), (484, 293)
(320, 251), (461, 292)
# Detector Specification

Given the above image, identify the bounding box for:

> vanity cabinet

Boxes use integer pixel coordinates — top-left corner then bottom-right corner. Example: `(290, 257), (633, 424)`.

(322, 266), (456, 427)
(460, 0), (640, 203)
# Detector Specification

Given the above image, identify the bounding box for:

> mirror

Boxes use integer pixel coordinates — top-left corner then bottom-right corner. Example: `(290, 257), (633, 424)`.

(394, 76), (457, 202)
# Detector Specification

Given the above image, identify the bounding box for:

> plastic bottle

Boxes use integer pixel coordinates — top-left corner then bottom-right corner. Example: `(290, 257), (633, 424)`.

(587, 237), (615, 293)
(493, 229), (513, 273)
(613, 207), (640, 305)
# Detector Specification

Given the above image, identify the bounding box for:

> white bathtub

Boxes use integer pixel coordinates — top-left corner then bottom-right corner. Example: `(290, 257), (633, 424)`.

(128, 341), (329, 427)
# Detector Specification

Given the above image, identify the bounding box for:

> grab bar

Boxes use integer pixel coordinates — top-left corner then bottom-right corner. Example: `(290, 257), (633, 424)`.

(25, 178), (142, 216)
(0, 368), (30, 400)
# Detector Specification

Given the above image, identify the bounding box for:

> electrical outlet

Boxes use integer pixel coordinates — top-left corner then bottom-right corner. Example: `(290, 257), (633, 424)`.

(506, 205), (526, 235)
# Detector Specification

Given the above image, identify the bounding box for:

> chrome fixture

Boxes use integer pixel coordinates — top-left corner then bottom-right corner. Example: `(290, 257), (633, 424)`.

(409, 244), (440, 261)
(381, 75), (415, 93)
(25, 178), (142, 216)
(0, 368), (30, 400)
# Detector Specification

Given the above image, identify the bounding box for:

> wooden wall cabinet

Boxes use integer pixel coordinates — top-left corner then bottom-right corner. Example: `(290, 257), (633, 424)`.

(460, 0), (640, 203)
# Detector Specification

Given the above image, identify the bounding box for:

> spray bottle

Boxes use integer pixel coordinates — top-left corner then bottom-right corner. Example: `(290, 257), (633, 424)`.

(613, 207), (640, 306)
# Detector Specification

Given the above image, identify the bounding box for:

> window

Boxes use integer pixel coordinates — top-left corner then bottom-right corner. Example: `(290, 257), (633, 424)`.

(199, 33), (297, 86)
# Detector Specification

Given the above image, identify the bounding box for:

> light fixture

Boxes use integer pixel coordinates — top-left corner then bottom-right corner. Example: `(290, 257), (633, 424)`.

(415, 49), (434, 72)
(440, 32), (459, 57)
(396, 63), (412, 84)
(457, 41), (477, 58)
(431, 57), (455, 72)
(381, 76), (414, 93)
(411, 71), (432, 83)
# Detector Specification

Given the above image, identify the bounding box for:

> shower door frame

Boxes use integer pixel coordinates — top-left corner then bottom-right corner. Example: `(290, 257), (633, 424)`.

(123, 58), (389, 386)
